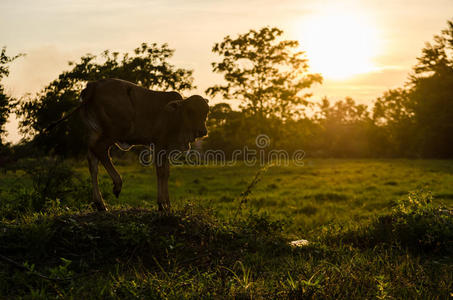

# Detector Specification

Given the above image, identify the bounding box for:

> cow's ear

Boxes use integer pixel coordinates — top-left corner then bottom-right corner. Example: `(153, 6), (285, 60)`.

(165, 100), (183, 112)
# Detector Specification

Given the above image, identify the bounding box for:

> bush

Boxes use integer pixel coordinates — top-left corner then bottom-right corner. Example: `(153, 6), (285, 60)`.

(325, 190), (453, 254)
(374, 190), (452, 253)
(0, 158), (94, 218)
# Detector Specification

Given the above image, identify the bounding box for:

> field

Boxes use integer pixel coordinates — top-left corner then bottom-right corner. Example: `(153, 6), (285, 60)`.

(1, 159), (452, 298)
(101, 159), (453, 232)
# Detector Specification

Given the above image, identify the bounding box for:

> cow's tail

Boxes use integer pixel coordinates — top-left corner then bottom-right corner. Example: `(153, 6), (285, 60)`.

(44, 82), (96, 133)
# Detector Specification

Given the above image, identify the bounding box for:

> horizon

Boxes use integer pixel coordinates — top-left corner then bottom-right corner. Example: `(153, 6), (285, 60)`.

(1, 0), (452, 143)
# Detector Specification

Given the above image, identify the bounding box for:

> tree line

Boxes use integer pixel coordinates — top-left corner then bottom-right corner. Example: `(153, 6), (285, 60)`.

(1, 20), (452, 161)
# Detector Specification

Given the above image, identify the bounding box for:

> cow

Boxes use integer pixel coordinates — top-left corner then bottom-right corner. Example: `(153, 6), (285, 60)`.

(48, 78), (209, 212)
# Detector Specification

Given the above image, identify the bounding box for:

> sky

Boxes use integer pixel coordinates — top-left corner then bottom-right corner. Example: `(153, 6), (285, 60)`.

(1, 0), (452, 143)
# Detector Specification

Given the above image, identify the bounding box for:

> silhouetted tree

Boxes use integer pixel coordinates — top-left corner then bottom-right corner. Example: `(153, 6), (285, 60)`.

(206, 27), (322, 119)
(371, 19), (453, 157)
(0, 47), (23, 146)
(409, 19), (453, 157)
(204, 20), (453, 158)
(372, 89), (416, 156)
(16, 43), (195, 157)
(206, 103), (234, 129)
(203, 103), (247, 156)
(315, 97), (374, 157)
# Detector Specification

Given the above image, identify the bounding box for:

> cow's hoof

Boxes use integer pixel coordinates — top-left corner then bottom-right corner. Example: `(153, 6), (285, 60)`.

(158, 203), (171, 214)
(94, 201), (108, 212)
(113, 185), (122, 198)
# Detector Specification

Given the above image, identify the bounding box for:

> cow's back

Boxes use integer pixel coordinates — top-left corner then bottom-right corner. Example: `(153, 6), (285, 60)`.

(82, 78), (182, 143)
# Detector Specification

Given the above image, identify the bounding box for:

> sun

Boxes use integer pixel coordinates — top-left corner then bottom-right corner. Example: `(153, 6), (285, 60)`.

(297, 9), (381, 80)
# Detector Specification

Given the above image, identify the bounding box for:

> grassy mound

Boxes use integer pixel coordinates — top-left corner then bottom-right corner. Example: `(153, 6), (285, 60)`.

(0, 206), (293, 298)
(0, 206), (287, 269)
(0, 195), (451, 299)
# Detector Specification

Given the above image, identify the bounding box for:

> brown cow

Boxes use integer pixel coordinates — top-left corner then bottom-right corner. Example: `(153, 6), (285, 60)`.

(49, 78), (209, 211)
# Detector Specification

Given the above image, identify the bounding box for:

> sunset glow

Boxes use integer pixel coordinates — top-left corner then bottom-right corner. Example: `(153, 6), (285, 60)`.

(298, 9), (381, 79)
(1, 0), (452, 144)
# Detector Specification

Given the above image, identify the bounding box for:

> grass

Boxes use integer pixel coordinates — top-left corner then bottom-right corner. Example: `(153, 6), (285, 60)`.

(81, 158), (453, 234)
(0, 159), (452, 298)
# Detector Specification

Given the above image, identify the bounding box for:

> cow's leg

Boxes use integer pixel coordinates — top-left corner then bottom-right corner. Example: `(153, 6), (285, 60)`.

(155, 155), (170, 212)
(87, 150), (108, 211)
(91, 137), (123, 199)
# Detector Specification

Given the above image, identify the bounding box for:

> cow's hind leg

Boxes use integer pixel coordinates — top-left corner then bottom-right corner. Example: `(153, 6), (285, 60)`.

(90, 137), (123, 199)
(155, 156), (170, 212)
(87, 150), (108, 211)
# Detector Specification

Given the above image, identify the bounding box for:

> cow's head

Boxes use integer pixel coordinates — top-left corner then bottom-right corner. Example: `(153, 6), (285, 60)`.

(164, 95), (209, 151)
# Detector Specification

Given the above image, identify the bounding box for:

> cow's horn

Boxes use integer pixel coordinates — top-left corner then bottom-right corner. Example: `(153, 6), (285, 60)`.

(165, 100), (184, 112)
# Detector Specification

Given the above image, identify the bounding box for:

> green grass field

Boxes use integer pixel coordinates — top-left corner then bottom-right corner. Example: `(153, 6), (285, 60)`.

(107, 159), (453, 231)
(1, 159), (452, 298)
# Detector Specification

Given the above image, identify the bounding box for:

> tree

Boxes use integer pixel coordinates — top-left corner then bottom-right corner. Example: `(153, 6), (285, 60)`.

(206, 102), (234, 129)
(0, 47), (23, 146)
(372, 89), (416, 156)
(408, 20), (453, 157)
(206, 27), (322, 119)
(63, 43), (194, 91)
(16, 43), (195, 157)
(372, 19), (453, 158)
(316, 98), (374, 157)
(203, 103), (247, 157)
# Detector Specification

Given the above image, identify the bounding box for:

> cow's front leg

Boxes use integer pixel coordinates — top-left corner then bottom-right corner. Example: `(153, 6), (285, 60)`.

(87, 150), (108, 211)
(155, 155), (170, 212)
